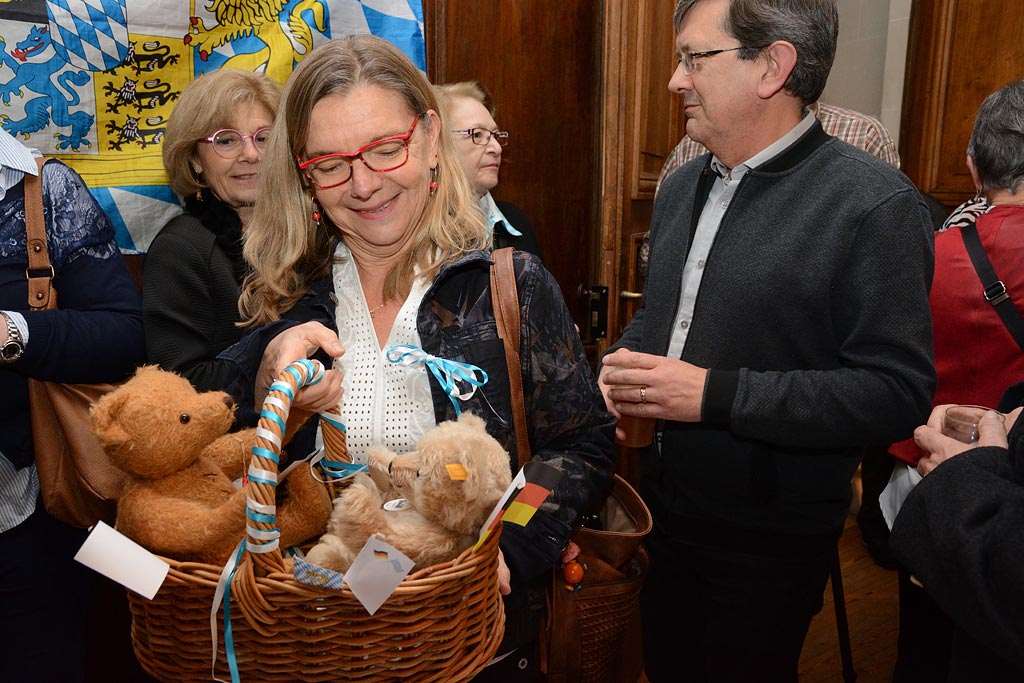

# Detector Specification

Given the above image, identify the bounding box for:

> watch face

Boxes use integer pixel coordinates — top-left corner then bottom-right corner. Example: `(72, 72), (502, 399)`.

(1, 340), (22, 360)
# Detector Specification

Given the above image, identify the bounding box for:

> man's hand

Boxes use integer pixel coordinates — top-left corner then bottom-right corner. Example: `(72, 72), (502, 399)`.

(600, 349), (707, 440)
(914, 404), (1012, 476)
(257, 321), (345, 412)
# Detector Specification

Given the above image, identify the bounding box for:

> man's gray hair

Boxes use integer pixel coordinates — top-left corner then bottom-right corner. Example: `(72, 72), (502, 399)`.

(967, 80), (1024, 194)
(673, 0), (838, 106)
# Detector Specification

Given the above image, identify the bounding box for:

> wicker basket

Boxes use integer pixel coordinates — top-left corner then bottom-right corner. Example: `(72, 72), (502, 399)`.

(127, 360), (505, 682)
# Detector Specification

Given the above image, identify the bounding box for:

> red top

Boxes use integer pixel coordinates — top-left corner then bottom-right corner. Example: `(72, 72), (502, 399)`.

(889, 205), (1024, 464)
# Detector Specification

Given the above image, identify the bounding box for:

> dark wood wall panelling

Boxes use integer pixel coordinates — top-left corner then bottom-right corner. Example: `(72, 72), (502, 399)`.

(425, 0), (602, 326)
(901, 0), (1024, 208)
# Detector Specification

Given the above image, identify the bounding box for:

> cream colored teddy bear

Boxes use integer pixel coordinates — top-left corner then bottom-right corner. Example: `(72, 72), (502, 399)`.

(305, 413), (512, 571)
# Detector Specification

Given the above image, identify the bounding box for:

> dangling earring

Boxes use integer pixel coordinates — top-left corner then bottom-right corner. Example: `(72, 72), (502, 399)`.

(192, 163), (203, 201)
(428, 165), (439, 197)
(310, 193), (322, 226)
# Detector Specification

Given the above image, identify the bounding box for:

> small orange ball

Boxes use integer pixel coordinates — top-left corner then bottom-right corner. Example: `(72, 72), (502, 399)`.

(562, 560), (585, 585)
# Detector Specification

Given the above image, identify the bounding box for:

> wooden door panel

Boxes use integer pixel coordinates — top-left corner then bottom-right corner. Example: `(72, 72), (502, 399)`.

(425, 0), (600, 330)
(631, 0), (685, 201)
(610, 0), (684, 345)
(901, 0), (1024, 207)
(934, 3), (1024, 194)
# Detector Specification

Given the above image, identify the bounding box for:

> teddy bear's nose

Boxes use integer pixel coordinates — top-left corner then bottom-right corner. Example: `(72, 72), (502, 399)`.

(222, 395), (234, 409)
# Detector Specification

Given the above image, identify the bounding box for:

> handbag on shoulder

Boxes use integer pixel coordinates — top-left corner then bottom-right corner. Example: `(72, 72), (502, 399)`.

(490, 247), (651, 683)
(23, 158), (126, 528)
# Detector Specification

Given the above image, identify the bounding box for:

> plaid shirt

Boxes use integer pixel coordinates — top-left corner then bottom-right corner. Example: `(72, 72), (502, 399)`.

(656, 102), (900, 191)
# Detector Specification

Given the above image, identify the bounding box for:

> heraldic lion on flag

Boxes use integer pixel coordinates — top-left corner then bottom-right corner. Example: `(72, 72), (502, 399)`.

(183, 0), (326, 82)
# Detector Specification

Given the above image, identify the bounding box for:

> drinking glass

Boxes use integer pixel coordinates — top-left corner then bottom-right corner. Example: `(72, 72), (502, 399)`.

(942, 405), (1005, 444)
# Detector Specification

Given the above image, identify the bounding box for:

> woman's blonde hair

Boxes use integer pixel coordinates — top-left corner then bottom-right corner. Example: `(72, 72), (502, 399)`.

(433, 80), (497, 118)
(240, 35), (486, 325)
(162, 69), (281, 198)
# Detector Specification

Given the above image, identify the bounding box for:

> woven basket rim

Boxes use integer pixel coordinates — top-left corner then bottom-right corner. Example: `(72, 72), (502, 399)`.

(154, 526), (501, 599)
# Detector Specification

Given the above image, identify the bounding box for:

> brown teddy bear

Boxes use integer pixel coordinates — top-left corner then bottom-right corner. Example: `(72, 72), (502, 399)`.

(91, 365), (332, 565)
(304, 413), (512, 571)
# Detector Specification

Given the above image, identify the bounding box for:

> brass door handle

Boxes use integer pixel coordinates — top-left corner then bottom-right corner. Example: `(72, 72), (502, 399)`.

(620, 290), (642, 300)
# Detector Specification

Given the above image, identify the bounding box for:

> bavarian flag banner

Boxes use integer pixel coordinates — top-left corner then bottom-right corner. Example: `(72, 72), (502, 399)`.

(474, 460), (563, 552)
(0, 0), (425, 252)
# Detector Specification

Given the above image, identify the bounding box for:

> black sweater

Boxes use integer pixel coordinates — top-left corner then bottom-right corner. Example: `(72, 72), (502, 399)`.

(142, 191), (255, 425)
(606, 122), (935, 542)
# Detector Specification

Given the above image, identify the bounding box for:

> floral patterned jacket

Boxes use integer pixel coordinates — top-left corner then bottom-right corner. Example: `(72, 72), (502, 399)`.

(223, 248), (615, 650)
(223, 249), (616, 582)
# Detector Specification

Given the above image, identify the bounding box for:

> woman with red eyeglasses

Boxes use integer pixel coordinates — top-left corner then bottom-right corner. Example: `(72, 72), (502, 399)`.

(222, 35), (614, 681)
(143, 69), (280, 426)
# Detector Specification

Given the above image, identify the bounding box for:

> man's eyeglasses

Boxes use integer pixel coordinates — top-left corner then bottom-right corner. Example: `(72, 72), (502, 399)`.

(450, 128), (509, 147)
(678, 45), (767, 74)
(200, 127), (271, 159)
(297, 115), (421, 190)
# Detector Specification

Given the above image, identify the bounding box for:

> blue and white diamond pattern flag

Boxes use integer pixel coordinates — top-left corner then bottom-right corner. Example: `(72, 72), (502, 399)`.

(0, 0), (425, 253)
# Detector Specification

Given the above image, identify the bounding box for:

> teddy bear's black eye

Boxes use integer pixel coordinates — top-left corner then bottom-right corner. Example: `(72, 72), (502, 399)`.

(179, 413), (190, 424)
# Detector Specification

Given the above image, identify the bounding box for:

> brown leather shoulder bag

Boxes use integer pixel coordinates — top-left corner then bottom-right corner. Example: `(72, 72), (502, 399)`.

(24, 158), (126, 528)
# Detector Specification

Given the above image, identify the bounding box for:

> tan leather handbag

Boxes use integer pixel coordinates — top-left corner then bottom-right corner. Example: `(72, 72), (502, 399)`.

(23, 158), (125, 528)
(490, 247), (651, 683)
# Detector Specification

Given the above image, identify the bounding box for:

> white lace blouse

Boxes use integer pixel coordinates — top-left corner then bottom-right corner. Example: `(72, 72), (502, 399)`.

(317, 242), (436, 464)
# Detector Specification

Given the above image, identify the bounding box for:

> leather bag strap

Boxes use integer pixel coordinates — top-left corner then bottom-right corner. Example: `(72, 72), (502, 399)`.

(489, 247), (531, 466)
(24, 157), (56, 310)
(961, 223), (1024, 352)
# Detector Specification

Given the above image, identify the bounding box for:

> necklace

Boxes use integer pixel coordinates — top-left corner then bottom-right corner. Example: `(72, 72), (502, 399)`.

(368, 299), (391, 319)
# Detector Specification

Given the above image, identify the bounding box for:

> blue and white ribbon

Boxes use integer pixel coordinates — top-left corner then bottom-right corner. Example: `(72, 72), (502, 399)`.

(210, 540), (246, 683)
(385, 344), (489, 416)
(305, 445), (368, 482)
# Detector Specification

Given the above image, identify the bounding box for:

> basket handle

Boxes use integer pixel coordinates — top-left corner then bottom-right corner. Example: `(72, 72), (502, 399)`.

(244, 358), (326, 574)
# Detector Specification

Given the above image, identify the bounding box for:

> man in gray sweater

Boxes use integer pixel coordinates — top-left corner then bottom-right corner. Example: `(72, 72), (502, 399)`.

(600, 1), (935, 681)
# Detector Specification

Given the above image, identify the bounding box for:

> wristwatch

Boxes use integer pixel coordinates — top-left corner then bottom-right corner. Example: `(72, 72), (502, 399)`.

(1, 312), (24, 363)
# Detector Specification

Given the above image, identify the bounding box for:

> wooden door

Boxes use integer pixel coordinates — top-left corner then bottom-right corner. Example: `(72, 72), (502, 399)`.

(901, 0), (1024, 208)
(425, 0), (683, 359)
(595, 0), (685, 355)
(425, 0), (601, 330)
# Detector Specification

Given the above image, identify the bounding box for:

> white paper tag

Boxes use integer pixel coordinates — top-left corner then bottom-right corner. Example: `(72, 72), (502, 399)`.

(74, 521), (170, 600)
(345, 536), (414, 615)
(382, 498), (411, 512)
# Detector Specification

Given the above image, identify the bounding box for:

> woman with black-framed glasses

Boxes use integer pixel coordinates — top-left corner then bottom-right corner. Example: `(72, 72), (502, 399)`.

(142, 69), (280, 426)
(225, 35), (614, 682)
(435, 80), (543, 259)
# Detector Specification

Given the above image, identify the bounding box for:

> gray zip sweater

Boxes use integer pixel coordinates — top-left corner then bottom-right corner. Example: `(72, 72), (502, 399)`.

(607, 122), (935, 543)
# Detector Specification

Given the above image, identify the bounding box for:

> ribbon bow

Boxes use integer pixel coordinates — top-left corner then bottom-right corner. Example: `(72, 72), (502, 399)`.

(385, 344), (488, 416)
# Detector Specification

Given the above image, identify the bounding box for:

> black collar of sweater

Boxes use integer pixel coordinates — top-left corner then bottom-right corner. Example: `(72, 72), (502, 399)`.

(697, 119), (832, 178)
(184, 188), (246, 283)
(756, 119), (831, 174)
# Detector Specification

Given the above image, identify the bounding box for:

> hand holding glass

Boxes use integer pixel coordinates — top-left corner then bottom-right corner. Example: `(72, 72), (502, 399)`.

(941, 405), (1005, 444)
(613, 384), (655, 448)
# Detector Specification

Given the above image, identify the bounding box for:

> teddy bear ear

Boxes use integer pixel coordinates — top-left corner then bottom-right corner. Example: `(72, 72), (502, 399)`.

(456, 413), (486, 430)
(90, 384), (131, 447)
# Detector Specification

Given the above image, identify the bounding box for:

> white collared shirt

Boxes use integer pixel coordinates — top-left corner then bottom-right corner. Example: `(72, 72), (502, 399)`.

(0, 128), (41, 199)
(479, 191), (521, 241)
(665, 112), (817, 360)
